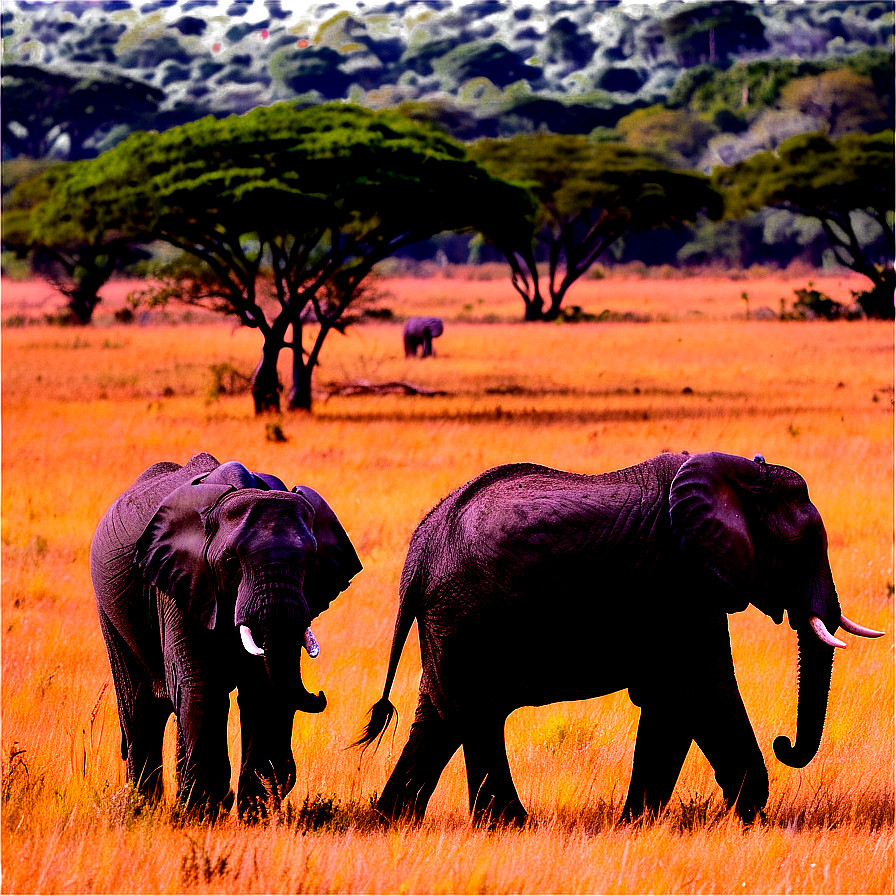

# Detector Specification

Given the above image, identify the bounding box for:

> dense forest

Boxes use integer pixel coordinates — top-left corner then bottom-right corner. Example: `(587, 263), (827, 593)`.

(2, 0), (894, 272)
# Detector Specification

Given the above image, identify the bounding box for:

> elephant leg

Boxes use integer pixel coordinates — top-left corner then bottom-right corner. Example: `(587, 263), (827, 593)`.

(98, 608), (171, 801)
(462, 715), (526, 826)
(236, 663), (297, 819)
(378, 693), (461, 822)
(690, 680), (768, 824)
(175, 721), (187, 793)
(175, 682), (234, 817)
(621, 702), (693, 821)
(125, 685), (172, 802)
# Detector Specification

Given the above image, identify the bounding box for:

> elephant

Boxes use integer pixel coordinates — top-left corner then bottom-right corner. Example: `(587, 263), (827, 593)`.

(403, 317), (443, 358)
(90, 452), (362, 818)
(356, 451), (883, 826)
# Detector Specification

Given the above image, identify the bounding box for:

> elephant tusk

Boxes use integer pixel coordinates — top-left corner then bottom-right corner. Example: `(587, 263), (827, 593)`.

(839, 614), (885, 639)
(304, 627), (320, 658)
(809, 616), (847, 649)
(240, 625), (265, 657)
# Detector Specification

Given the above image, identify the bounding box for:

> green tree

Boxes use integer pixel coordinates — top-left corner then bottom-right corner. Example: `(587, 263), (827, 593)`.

(615, 106), (718, 168)
(714, 130), (895, 318)
(38, 102), (526, 410)
(2, 161), (149, 323)
(470, 134), (722, 321)
(778, 70), (887, 137)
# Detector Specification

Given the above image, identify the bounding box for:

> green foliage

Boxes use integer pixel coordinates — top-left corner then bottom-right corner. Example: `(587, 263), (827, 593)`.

(47, 102), (527, 407)
(278, 792), (380, 833)
(2, 3), (890, 282)
(670, 59), (805, 119)
(714, 130), (894, 314)
(779, 69), (887, 136)
(1, 1), (892, 161)
(471, 134), (721, 319)
(3, 161), (150, 323)
(791, 285), (843, 320)
(615, 105), (718, 167)
(265, 422), (289, 443)
(206, 363), (251, 405)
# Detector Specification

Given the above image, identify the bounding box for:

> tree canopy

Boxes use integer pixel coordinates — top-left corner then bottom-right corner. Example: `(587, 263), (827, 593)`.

(3, 3), (891, 309)
(470, 134), (723, 320)
(713, 130), (894, 317)
(3, 161), (150, 323)
(33, 102), (528, 409)
(2, 3), (891, 154)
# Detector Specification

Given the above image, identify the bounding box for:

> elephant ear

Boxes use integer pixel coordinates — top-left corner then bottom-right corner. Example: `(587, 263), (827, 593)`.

(669, 452), (764, 599)
(292, 486), (363, 617)
(197, 460), (289, 492)
(135, 482), (236, 629)
(196, 460), (256, 489)
(252, 471), (288, 491)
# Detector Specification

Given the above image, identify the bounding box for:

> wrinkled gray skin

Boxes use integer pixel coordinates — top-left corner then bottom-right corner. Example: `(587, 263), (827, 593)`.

(91, 453), (361, 819)
(358, 452), (858, 826)
(403, 316), (444, 358)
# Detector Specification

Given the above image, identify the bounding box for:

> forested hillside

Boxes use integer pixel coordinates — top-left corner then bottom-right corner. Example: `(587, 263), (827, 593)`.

(2, 0), (892, 158)
(2, 1), (893, 276)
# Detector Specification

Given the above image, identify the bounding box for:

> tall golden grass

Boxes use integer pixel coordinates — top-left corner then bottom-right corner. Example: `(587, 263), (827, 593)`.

(1, 274), (893, 893)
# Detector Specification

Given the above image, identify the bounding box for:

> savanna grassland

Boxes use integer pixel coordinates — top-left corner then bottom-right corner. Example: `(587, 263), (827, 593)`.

(1, 271), (893, 894)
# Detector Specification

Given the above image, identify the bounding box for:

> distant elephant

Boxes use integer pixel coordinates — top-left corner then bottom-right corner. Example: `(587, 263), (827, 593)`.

(403, 317), (443, 358)
(357, 452), (882, 826)
(91, 453), (362, 818)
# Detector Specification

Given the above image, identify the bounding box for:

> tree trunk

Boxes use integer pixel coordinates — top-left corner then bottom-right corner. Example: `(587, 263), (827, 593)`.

(523, 300), (545, 321)
(67, 283), (102, 325)
(855, 266), (895, 319)
(287, 341), (313, 412)
(251, 342), (282, 414)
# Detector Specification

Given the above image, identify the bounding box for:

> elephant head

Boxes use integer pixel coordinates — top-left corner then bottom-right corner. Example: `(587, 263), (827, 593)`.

(669, 452), (882, 769)
(134, 462), (362, 714)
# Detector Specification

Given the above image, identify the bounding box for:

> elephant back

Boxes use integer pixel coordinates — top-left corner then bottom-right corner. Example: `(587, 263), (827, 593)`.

(404, 316), (443, 336)
(117, 454), (221, 542)
(91, 453), (221, 579)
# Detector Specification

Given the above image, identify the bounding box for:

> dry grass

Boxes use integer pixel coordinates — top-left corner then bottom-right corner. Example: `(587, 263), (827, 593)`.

(1, 273), (893, 894)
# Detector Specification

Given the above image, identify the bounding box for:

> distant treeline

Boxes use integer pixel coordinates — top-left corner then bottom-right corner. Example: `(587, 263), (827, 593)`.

(2, 1), (893, 274)
(2, 0), (892, 156)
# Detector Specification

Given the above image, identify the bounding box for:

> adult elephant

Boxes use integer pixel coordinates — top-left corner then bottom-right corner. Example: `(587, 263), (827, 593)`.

(91, 452), (362, 818)
(403, 317), (443, 358)
(356, 451), (883, 825)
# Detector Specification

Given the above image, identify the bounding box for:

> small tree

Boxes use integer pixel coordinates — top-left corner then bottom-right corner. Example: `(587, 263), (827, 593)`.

(41, 103), (527, 410)
(470, 134), (722, 321)
(3, 162), (149, 323)
(714, 130), (894, 318)
(778, 70), (887, 138)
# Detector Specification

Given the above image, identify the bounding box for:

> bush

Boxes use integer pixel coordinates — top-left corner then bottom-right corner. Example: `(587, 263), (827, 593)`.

(791, 285), (843, 320)
(852, 283), (894, 320)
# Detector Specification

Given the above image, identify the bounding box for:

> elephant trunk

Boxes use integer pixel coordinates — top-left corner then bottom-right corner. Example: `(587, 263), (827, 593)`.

(236, 566), (327, 714)
(773, 622), (835, 768)
(263, 629), (327, 713)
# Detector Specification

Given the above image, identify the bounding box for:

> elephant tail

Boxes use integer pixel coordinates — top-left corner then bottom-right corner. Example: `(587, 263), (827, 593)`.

(351, 554), (422, 752)
(351, 696), (397, 752)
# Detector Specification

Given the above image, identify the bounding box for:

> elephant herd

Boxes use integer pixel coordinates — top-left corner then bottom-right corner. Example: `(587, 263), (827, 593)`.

(91, 451), (883, 825)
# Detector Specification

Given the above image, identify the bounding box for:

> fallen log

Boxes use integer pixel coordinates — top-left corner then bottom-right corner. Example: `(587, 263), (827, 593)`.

(325, 379), (449, 398)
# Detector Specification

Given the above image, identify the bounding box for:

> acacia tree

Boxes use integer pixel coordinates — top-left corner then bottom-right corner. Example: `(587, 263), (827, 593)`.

(37, 103), (528, 410)
(470, 134), (722, 321)
(3, 162), (150, 323)
(714, 130), (894, 318)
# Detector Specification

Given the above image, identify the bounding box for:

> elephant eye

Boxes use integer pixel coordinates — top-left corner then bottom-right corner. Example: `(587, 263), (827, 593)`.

(221, 554), (240, 576)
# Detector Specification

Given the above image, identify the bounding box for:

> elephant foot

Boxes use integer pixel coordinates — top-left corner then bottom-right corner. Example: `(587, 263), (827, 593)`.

(375, 786), (431, 825)
(177, 787), (235, 823)
(472, 797), (528, 829)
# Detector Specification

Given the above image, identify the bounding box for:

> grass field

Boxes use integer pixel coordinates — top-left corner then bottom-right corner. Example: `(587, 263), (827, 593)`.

(1, 272), (893, 893)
